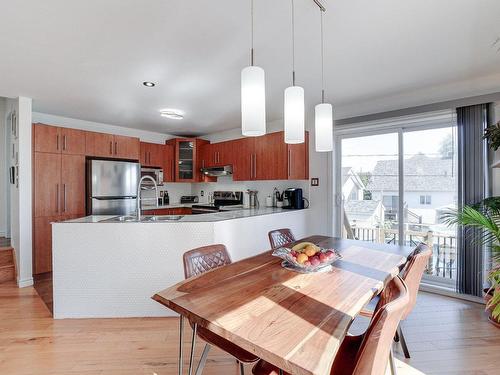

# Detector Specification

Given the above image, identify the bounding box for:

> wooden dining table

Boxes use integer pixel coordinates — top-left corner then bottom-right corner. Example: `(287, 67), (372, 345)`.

(153, 235), (413, 375)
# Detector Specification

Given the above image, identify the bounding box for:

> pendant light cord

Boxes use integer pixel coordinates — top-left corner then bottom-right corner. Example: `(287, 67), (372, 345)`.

(320, 9), (325, 103)
(250, 0), (254, 66)
(291, 0), (296, 86)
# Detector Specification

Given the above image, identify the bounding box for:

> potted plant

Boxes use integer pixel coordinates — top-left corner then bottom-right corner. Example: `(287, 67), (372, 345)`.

(443, 197), (500, 327)
(484, 120), (500, 151)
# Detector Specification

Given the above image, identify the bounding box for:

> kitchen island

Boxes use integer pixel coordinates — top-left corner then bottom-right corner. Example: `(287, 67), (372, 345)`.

(52, 208), (309, 318)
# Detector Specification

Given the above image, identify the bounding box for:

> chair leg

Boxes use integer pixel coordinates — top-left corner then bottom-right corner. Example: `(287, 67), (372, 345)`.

(239, 361), (245, 375)
(397, 325), (411, 359)
(188, 323), (198, 375)
(394, 329), (400, 342)
(389, 347), (397, 375)
(194, 344), (211, 375)
(178, 316), (184, 375)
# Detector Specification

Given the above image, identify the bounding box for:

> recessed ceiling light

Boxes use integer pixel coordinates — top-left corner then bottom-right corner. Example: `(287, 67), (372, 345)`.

(159, 109), (184, 120)
(143, 81), (156, 87)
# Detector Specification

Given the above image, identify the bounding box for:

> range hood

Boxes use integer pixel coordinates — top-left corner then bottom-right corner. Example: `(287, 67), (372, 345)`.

(200, 165), (233, 177)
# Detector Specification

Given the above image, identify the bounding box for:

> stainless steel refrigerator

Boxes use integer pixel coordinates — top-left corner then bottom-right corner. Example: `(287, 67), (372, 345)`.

(86, 159), (140, 215)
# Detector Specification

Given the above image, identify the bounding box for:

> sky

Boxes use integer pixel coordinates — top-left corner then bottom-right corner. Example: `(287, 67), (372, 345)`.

(341, 126), (456, 173)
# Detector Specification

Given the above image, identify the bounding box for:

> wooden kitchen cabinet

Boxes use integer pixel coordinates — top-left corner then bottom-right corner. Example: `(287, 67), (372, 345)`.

(162, 144), (175, 182)
(34, 123), (85, 155)
(60, 128), (86, 155)
(287, 132), (309, 180)
(34, 123), (61, 153)
(113, 134), (140, 160)
(255, 132), (288, 180)
(167, 138), (199, 182)
(34, 216), (57, 274)
(232, 137), (255, 181)
(85, 131), (114, 157)
(61, 154), (86, 215)
(140, 142), (164, 167)
(85, 132), (139, 160)
(200, 141), (232, 168)
(34, 152), (61, 217)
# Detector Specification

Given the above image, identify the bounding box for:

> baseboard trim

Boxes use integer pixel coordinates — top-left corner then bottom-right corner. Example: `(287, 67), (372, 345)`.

(17, 277), (34, 288)
(420, 283), (485, 304)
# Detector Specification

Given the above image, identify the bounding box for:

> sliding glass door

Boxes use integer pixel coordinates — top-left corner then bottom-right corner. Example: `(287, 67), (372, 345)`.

(338, 122), (458, 288)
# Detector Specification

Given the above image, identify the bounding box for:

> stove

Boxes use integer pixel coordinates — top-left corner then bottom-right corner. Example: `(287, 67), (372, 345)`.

(192, 191), (243, 214)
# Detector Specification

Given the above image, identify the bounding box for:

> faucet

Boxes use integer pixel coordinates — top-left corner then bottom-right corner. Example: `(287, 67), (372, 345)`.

(136, 175), (159, 221)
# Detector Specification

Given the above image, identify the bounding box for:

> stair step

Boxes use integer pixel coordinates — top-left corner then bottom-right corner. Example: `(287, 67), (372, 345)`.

(0, 248), (14, 267)
(0, 264), (15, 283)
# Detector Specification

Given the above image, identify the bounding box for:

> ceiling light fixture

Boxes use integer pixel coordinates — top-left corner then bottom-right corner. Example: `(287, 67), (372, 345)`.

(314, 7), (333, 152)
(143, 81), (156, 87)
(284, 0), (304, 144)
(159, 109), (184, 120)
(241, 0), (266, 137)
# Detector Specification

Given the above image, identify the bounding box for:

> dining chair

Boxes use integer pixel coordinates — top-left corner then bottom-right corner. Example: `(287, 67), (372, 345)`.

(360, 242), (431, 359)
(251, 276), (409, 375)
(268, 228), (296, 249)
(183, 244), (259, 375)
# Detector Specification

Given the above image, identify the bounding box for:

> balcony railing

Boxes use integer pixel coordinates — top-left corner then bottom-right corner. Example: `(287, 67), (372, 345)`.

(349, 226), (457, 280)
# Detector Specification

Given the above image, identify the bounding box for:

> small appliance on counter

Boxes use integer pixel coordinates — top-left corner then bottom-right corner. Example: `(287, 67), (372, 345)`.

(163, 190), (170, 205)
(246, 190), (259, 208)
(282, 188), (308, 209)
(140, 167), (163, 186)
(180, 195), (199, 204)
(191, 191), (243, 214)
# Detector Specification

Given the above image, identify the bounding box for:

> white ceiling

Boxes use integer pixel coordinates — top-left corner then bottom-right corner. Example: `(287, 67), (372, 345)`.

(1, 0), (499, 136)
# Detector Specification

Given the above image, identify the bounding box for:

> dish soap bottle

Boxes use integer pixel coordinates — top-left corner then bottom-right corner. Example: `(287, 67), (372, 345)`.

(163, 190), (170, 205)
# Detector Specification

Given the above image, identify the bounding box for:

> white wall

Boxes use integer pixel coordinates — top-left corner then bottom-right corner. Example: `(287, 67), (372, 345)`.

(0, 98), (7, 237)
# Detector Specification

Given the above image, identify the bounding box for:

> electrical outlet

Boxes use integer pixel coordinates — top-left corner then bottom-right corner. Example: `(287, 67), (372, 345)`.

(311, 178), (319, 186)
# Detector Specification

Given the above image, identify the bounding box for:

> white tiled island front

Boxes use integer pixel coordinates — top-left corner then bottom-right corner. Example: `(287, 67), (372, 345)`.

(52, 208), (309, 318)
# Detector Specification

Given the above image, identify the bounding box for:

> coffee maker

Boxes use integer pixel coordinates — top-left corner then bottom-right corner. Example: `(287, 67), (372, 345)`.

(282, 188), (304, 209)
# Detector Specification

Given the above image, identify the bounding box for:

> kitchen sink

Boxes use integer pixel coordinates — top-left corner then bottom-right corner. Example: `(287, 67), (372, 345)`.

(103, 215), (184, 222)
(142, 215), (184, 221)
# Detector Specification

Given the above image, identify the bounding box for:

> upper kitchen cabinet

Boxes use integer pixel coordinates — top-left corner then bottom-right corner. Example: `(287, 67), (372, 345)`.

(162, 144), (175, 182)
(255, 131), (288, 180)
(85, 131), (139, 160)
(196, 139), (216, 182)
(287, 131), (309, 180)
(232, 137), (255, 181)
(200, 140), (233, 168)
(33, 123), (85, 155)
(140, 142), (164, 167)
(167, 138), (198, 182)
(113, 135), (140, 160)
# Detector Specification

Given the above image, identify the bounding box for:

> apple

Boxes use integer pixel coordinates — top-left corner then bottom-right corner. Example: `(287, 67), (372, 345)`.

(304, 261), (311, 267)
(325, 250), (335, 259)
(310, 257), (320, 266)
(290, 250), (297, 257)
(319, 253), (328, 263)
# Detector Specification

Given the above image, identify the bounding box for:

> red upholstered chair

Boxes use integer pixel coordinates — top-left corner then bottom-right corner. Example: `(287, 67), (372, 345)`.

(183, 244), (258, 375)
(252, 276), (410, 375)
(268, 229), (296, 249)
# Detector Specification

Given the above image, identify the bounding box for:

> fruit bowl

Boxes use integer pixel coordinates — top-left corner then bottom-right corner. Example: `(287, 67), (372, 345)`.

(272, 242), (342, 273)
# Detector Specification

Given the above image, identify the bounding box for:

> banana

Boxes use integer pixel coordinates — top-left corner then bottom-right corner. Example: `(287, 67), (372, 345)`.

(291, 242), (317, 252)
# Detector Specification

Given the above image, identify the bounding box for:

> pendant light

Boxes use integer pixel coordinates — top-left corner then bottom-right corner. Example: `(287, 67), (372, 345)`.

(241, 0), (266, 136)
(315, 8), (333, 152)
(284, 0), (305, 144)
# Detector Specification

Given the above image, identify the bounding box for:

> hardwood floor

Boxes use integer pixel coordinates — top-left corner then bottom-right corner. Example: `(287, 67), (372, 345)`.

(0, 281), (498, 375)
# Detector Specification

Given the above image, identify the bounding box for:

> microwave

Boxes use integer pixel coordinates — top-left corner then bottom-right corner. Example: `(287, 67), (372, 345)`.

(140, 167), (163, 186)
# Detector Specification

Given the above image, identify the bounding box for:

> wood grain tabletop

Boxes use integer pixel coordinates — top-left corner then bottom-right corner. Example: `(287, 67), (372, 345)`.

(153, 235), (412, 375)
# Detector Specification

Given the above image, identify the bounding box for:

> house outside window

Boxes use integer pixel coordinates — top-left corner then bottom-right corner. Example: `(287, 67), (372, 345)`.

(419, 195), (431, 205)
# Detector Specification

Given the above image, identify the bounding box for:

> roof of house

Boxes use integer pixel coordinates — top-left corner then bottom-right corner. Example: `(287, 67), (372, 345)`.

(344, 200), (383, 222)
(342, 167), (365, 189)
(366, 154), (456, 192)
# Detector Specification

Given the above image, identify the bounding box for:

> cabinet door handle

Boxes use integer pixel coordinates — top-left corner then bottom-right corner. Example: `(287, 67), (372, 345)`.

(250, 155), (253, 179)
(288, 149), (291, 177)
(114, 142), (117, 155)
(254, 154), (257, 179)
(109, 141), (113, 155)
(56, 184), (59, 213)
(217, 152), (220, 163)
(63, 135), (67, 151)
(56, 134), (60, 151)
(63, 184), (67, 212)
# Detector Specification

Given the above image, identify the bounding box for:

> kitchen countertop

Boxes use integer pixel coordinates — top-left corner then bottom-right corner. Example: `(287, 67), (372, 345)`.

(61, 207), (305, 224)
(141, 202), (196, 210)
